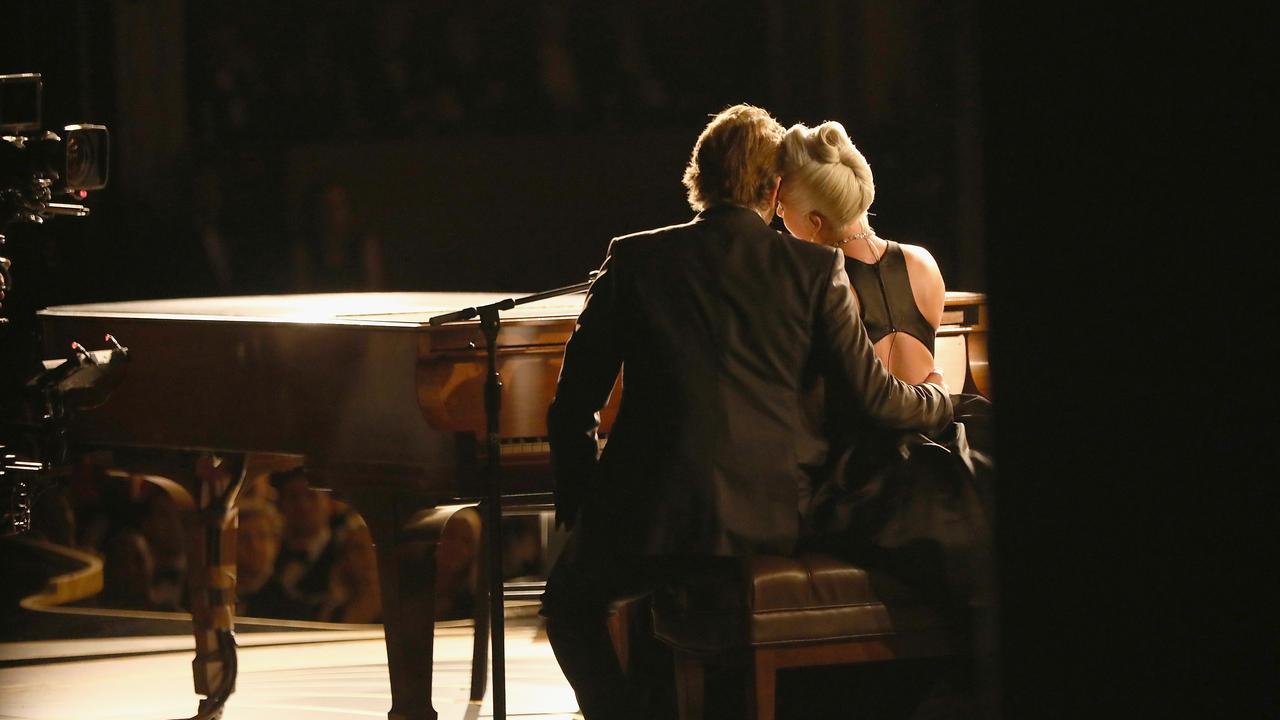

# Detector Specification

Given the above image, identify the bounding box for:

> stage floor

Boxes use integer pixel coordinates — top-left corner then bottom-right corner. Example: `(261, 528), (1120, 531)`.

(0, 616), (581, 720)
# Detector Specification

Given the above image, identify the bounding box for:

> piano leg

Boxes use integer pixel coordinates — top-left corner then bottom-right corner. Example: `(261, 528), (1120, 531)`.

(111, 459), (244, 720)
(965, 330), (992, 398)
(349, 492), (486, 720)
(187, 502), (239, 715)
(186, 456), (246, 718)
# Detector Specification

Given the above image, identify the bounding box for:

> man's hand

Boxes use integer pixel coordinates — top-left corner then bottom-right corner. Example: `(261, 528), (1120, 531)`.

(924, 368), (950, 394)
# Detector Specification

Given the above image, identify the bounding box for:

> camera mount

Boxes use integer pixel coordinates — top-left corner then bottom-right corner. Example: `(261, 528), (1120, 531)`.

(1, 72), (114, 536)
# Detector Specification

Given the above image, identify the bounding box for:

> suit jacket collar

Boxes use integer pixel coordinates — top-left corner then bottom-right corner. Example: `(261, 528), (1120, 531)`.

(697, 203), (771, 230)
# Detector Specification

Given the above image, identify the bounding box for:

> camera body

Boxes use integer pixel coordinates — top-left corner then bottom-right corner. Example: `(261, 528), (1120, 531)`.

(1, 72), (111, 319)
(1, 73), (109, 195)
(0, 124), (110, 195)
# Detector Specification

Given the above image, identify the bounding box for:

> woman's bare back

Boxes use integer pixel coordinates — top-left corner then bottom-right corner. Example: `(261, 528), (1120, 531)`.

(847, 241), (946, 384)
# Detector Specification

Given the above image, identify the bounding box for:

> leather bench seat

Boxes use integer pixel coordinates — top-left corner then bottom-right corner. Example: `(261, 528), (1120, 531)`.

(653, 553), (951, 651)
(649, 552), (957, 720)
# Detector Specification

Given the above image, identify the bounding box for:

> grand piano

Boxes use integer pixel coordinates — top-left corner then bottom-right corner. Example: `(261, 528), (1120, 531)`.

(37, 290), (989, 720)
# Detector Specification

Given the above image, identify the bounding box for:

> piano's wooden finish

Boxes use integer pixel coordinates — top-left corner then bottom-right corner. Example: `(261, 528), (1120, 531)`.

(38, 290), (989, 720)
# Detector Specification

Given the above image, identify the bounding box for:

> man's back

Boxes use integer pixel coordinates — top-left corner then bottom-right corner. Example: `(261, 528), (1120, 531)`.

(549, 203), (951, 558)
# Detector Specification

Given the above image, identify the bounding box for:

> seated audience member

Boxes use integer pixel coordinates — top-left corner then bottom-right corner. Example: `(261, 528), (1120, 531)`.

(269, 467), (478, 623)
(67, 456), (130, 556)
(235, 499), (289, 617)
(100, 528), (156, 609)
(318, 519), (382, 624)
(270, 467), (370, 620)
(69, 461), (181, 611)
(290, 181), (384, 292)
(138, 486), (187, 610)
(503, 515), (545, 580)
(28, 484), (76, 548)
(434, 507), (482, 621)
(241, 452), (306, 503)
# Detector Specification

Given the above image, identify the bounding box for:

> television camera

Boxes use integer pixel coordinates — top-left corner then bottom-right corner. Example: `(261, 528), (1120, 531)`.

(1, 72), (123, 536)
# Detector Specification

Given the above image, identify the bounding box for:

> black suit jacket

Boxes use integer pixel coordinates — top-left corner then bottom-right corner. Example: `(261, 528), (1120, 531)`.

(547, 205), (952, 557)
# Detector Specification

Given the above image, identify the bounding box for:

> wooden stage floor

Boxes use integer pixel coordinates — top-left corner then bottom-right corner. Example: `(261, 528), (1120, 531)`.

(0, 615), (581, 720)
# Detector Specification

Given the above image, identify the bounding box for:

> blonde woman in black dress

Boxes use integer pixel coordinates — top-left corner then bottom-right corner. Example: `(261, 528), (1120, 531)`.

(777, 121), (995, 617)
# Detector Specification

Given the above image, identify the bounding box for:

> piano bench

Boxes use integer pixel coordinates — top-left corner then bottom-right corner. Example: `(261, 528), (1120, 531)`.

(651, 553), (957, 720)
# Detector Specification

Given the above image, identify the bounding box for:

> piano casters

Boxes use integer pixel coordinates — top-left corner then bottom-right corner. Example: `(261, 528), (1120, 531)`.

(429, 273), (596, 720)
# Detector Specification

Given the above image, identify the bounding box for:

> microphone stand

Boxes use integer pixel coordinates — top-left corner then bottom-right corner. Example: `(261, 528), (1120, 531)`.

(429, 273), (595, 720)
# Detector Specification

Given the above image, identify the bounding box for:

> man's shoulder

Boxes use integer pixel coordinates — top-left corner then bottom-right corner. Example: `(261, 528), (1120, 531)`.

(615, 214), (831, 253)
(767, 229), (841, 279)
(612, 217), (701, 247)
(785, 233), (840, 265)
(607, 213), (838, 282)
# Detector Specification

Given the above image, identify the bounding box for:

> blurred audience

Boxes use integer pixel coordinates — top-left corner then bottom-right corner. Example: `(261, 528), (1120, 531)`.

(269, 467), (372, 620)
(188, 0), (677, 142)
(191, 22), (268, 142)
(181, 164), (236, 296)
(50, 454), (500, 624)
(235, 499), (287, 617)
(319, 520), (383, 623)
(100, 529), (155, 608)
(290, 181), (384, 292)
(138, 487), (187, 610)
(503, 515), (547, 581)
(435, 507), (482, 621)
(27, 483), (76, 548)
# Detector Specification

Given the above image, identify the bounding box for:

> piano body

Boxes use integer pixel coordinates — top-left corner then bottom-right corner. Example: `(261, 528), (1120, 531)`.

(37, 290), (989, 720)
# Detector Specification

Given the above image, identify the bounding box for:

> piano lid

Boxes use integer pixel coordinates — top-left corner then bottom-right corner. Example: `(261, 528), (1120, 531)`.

(35, 292), (594, 468)
(38, 292), (591, 329)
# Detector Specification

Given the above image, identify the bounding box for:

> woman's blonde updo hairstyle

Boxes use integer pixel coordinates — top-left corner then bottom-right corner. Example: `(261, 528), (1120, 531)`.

(779, 121), (875, 231)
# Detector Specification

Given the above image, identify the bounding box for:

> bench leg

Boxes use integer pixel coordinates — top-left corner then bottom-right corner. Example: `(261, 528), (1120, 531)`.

(749, 650), (778, 720)
(606, 602), (631, 676)
(673, 652), (705, 720)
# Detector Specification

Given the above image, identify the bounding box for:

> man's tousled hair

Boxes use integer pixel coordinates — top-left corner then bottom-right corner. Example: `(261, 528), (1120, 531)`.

(682, 104), (784, 213)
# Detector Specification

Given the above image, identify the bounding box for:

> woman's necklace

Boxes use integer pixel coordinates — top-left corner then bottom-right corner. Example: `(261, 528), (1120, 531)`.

(862, 232), (882, 263)
(834, 228), (874, 248)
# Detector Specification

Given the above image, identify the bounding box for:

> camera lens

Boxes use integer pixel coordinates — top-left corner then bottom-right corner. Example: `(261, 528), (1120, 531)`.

(60, 125), (108, 191)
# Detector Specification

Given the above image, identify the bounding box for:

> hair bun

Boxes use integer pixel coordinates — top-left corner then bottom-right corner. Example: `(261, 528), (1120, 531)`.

(808, 122), (843, 164)
(815, 121), (869, 173)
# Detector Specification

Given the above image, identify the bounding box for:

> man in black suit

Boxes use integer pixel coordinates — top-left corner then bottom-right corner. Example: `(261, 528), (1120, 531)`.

(540, 104), (953, 720)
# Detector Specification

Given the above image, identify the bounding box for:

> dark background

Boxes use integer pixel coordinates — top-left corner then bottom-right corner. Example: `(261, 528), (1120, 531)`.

(4, 0), (984, 306)
(3, 2), (1273, 719)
